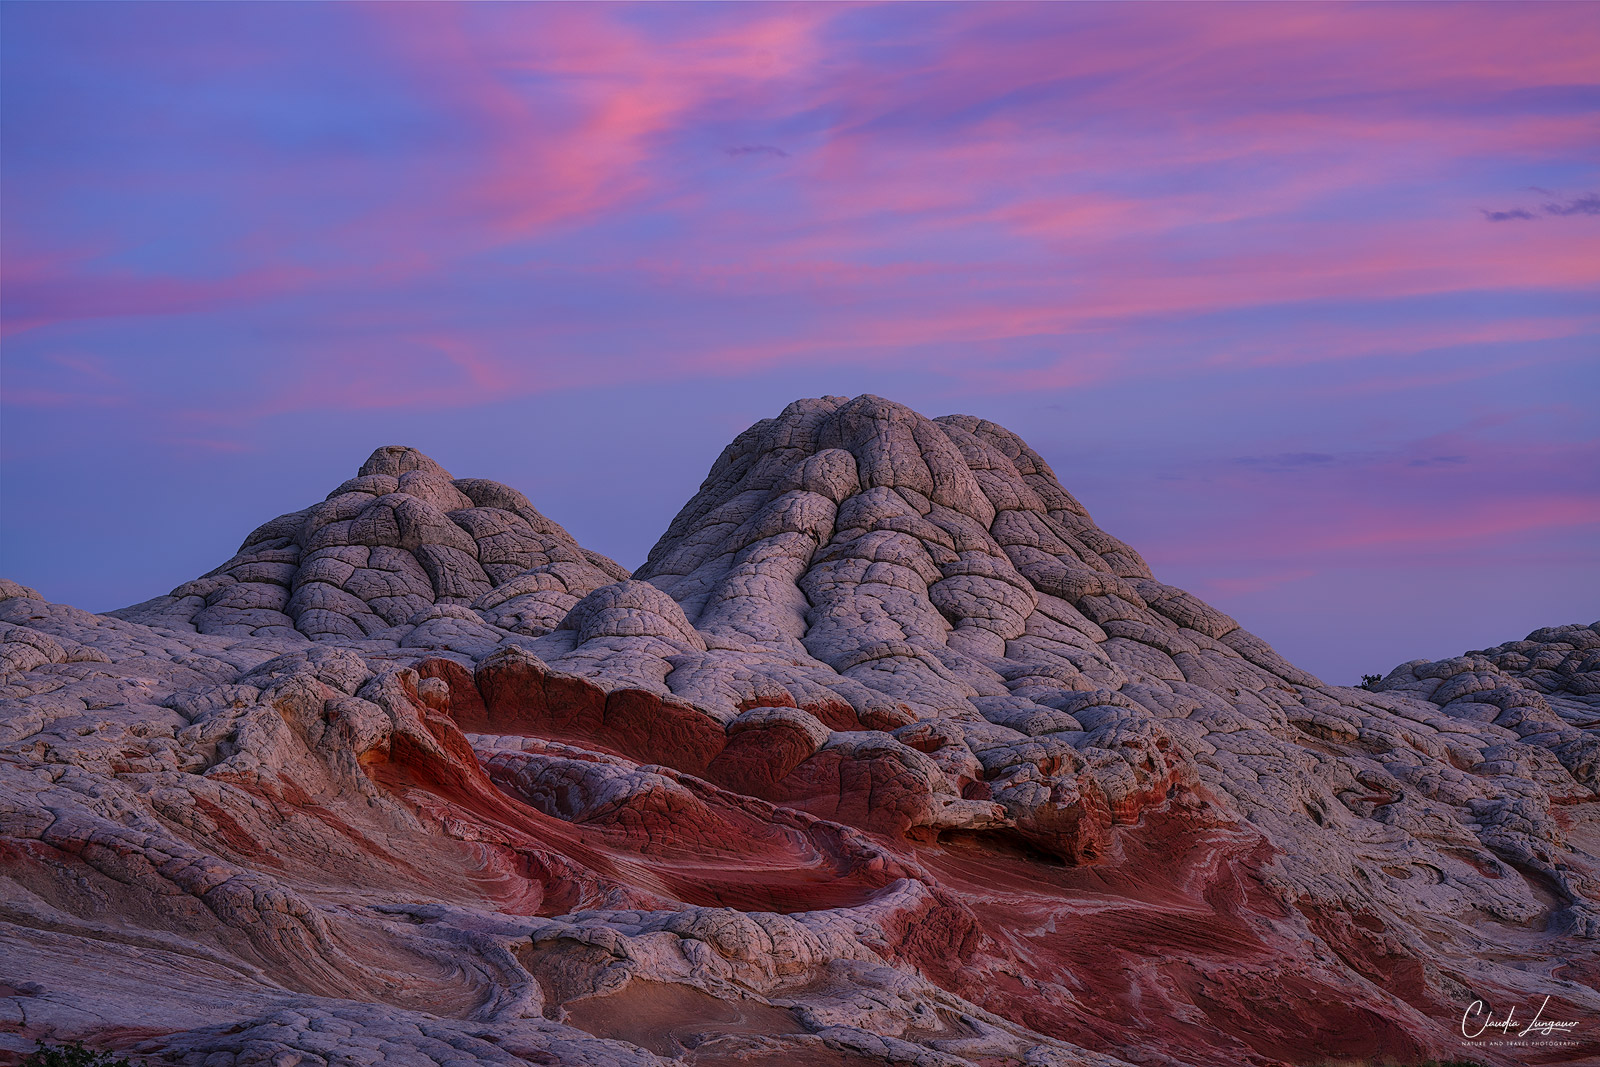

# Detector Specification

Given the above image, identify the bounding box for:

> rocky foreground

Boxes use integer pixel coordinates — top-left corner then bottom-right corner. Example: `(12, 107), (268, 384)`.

(2, 395), (1596, 1067)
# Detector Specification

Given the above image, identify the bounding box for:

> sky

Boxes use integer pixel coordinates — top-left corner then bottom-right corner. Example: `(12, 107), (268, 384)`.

(1, 1), (1596, 684)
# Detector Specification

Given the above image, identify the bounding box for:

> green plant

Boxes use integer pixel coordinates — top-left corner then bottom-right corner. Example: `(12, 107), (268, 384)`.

(21, 1041), (136, 1067)
(1359, 673), (1383, 690)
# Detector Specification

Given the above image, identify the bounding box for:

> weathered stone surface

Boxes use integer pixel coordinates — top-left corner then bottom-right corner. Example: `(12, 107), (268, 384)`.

(3, 396), (1597, 1067)
(112, 446), (628, 644)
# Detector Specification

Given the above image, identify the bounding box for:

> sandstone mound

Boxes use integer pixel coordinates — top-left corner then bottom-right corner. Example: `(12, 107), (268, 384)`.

(114, 445), (630, 643)
(3, 395), (1597, 1067)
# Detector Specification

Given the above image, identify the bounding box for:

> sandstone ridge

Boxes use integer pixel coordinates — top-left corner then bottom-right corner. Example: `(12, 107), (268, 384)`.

(3, 394), (1597, 1067)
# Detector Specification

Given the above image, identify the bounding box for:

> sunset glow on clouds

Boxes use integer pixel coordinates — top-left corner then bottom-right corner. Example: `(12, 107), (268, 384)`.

(2, 2), (1596, 681)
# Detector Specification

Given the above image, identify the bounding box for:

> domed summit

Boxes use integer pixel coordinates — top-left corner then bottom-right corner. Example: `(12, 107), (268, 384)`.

(114, 445), (630, 642)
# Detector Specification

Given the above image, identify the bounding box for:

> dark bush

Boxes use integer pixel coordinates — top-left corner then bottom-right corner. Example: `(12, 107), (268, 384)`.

(21, 1041), (135, 1067)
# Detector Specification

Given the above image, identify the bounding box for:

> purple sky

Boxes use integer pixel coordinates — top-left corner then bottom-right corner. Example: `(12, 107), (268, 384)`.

(2, 2), (1596, 684)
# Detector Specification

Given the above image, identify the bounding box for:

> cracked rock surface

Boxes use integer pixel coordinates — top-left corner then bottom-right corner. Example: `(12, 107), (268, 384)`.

(3, 395), (1597, 1067)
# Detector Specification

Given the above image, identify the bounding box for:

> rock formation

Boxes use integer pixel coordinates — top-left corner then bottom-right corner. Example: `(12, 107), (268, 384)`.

(2, 395), (1596, 1067)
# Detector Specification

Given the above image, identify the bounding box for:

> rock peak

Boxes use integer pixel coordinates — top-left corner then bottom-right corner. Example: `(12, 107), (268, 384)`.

(358, 444), (450, 479)
(112, 445), (630, 641)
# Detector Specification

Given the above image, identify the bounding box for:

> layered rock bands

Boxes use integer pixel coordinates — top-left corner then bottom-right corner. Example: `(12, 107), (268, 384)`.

(3, 396), (1596, 1067)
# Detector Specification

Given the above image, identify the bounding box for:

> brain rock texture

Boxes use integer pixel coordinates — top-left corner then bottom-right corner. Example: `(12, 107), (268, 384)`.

(3, 395), (1596, 1067)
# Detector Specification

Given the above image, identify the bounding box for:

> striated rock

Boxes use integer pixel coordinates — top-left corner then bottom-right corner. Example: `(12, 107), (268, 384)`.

(3, 396), (1597, 1067)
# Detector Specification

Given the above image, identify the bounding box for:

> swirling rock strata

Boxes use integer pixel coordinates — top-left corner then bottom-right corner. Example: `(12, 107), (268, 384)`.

(3, 396), (1597, 1067)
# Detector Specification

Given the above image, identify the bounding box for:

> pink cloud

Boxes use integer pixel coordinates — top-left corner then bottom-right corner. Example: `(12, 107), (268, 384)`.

(5, 2), (1595, 423)
(354, 3), (842, 240)
(1137, 426), (1600, 575)
(1, 267), (318, 339)
(1199, 569), (1319, 598)
(1302, 494), (1600, 554)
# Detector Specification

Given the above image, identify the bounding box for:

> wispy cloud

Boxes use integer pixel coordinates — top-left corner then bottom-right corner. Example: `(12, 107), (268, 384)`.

(2, 2), (1596, 677)
(1543, 192), (1600, 216)
(725, 144), (789, 158)
(1482, 190), (1599, 222)
(1233, 452), (1338, 470)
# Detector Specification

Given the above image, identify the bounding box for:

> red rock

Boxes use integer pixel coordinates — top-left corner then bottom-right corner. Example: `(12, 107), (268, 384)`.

(3, 399), (1596, 1067)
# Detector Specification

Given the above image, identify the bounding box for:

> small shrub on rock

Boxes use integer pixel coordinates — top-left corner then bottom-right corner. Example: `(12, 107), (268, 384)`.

(21, 1041), (135, 1067)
